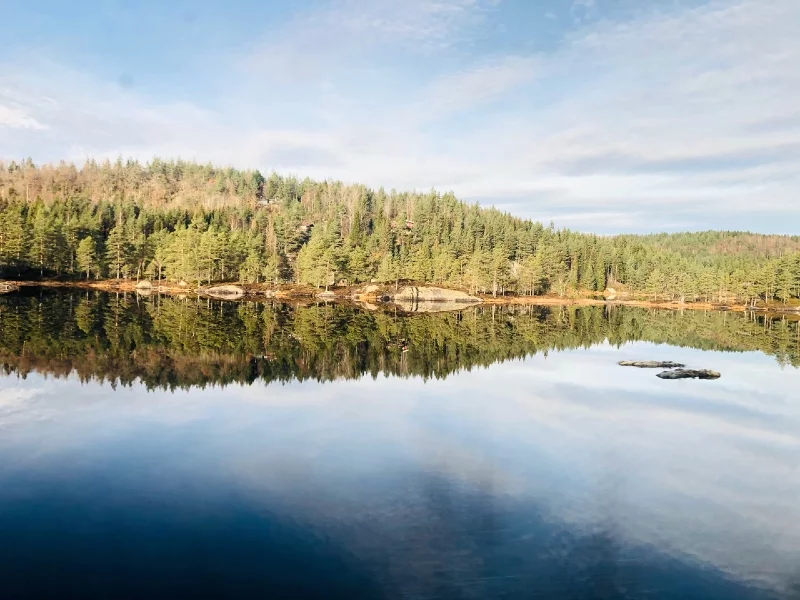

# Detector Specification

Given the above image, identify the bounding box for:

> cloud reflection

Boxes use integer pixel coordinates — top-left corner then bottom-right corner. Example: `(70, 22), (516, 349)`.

(0, 342), (798, 597)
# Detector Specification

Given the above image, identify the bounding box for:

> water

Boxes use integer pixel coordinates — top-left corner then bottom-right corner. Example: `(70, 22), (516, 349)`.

(1, 289), (799, 599)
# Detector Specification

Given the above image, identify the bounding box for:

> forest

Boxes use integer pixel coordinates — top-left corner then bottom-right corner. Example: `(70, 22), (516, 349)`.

(1, 158), (799, 305)
(1, 290), (797, 390)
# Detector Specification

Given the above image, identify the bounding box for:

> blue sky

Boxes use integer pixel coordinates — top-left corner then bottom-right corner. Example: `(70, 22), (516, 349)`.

(1, 0), (798, 234)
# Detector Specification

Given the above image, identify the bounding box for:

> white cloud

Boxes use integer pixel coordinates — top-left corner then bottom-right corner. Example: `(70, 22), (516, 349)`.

(244, 0), (499, 79)
(423, 55), (538, 118)
(1, 0), (799, 232)
(0, 104), (47, 130)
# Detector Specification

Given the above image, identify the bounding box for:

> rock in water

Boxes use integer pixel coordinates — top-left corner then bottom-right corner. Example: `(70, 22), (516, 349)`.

(394, 286), (481, 304)
(656, 369), (721, 380)
(394, 299), (481, 313)
(618, 361), (685, 368)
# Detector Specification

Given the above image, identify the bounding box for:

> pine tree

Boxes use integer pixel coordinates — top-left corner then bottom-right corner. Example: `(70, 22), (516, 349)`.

(519, 254), (541, 296)
(105, 220), (133, 279)
(239, 248), (263, 284)
(346, 245), (371, 284)
(466, 249), (490, 295)
(29, 206), (57, 276)
(490, 245), (509, 297)
(76, 236), (99, 279)
(776, 256), (795, 304)
(64, 218), (81, 275)
(376, 253), (400, 288)
(148, 230), (169, 282)
(0, 203), (28, 274)
(262, 253), (280, 286)
(646, 269), (665, 301)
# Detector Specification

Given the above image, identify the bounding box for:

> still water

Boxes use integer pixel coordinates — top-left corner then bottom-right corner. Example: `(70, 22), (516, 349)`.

(1, 290), (799, 599)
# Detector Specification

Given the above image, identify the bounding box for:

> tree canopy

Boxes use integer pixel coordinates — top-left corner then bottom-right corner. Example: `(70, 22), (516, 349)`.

(2, 158), (799, 304)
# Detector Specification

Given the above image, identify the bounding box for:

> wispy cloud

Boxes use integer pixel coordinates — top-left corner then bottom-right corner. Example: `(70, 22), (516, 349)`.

(0, 104), (47, 130)
(423, 55), (538, 118)
(570, 0), (596, 22)
(244, 0), (500, 79)
(1, 0), (798, 233)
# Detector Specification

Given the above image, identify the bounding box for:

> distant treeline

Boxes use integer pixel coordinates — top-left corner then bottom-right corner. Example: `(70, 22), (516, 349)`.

(0, 290), (797, 390)
(1, 158), (799, 303)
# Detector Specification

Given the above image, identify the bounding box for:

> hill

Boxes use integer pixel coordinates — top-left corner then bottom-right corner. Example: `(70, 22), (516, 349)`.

(1, 158), (798, 305)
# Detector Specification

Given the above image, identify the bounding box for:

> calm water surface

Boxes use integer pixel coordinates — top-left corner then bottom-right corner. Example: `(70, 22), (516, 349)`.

(1, 290), (799, 599)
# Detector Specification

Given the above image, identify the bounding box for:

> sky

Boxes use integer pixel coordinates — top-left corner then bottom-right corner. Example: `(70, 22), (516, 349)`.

(1, 0), (798, 234)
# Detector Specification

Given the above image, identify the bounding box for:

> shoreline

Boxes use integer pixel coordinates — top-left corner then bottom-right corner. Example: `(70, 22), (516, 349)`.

(3, 279), (800, 317)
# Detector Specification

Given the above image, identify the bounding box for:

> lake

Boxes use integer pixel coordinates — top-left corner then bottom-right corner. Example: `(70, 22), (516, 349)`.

(1, 289), (799, 599)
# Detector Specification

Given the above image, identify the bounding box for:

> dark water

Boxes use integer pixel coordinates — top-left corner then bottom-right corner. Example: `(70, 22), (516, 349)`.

(1, 290), (799, 599)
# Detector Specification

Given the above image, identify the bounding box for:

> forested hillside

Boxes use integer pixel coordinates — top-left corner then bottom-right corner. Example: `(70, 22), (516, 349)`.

(1, 158), (799, 304)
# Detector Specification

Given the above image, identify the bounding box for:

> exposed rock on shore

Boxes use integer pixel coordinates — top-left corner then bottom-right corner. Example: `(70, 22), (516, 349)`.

(352, 284), (481, 312)
(201, 285), (245, 299)
(394, 286), (481, 304)
(355, 284), (381, 298)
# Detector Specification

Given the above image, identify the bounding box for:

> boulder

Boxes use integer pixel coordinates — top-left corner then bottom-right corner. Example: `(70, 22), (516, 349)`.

(135, 280), (153, 289)
(394, 286), (480, 304)
(361, 284), (381, 295)
(656, 369), (721, 380)
(619, 361), (685, 368)
(316, 290), (336, 299)
(202, 284), (246, 299)
(353, 284), (381, 299)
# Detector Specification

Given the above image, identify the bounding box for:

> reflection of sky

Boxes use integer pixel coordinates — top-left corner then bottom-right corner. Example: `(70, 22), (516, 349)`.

(1, 342), (799, 597)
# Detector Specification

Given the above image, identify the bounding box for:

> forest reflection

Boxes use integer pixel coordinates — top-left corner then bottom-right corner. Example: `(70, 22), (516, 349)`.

(1, 288), (798, 390)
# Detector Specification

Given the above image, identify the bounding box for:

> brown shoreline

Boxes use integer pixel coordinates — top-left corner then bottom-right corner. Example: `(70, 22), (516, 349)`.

(4, 279), (800, 318)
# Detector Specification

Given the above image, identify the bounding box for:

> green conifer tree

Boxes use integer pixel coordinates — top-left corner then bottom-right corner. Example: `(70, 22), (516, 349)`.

(76, 236), (99, 279)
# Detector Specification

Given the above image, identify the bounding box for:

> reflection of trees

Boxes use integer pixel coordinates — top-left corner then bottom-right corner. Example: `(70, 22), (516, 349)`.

(0, 290), (798, 390)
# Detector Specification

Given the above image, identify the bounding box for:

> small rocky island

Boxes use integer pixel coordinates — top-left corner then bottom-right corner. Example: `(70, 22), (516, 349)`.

(656, 369), (721, 380)
(619, 360), (721, 380)
(618, 361), (685, 368)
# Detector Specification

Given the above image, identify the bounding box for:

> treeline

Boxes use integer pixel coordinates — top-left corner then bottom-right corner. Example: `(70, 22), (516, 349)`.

(1, 290), (797, 390)
(2, 159), (800, 304)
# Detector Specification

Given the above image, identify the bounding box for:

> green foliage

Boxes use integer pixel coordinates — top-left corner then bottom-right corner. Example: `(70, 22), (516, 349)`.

(0, 202), (27, 274)
(76, 237), (99, 279)
(1, 159), (799, 303)
(105, 219), (133, 280)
